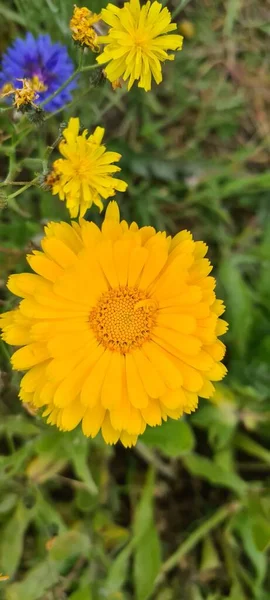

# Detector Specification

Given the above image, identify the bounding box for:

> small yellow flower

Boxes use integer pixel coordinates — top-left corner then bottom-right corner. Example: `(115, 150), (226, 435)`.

(70, 5), (100, 50)
(97, 0), (183, 91)
(50, 117), (127, 218)
(0, 574), (9, 582)
(0, 202), (228, 448)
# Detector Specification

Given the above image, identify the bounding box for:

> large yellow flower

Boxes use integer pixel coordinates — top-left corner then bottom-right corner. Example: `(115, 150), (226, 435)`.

(50, 117), (127, 218)
(0, 202), (228, 447)
(97, 0), (183, 91)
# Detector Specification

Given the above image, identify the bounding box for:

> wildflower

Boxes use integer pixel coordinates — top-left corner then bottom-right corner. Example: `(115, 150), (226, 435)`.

(97, 0), (183, 91)
(70, 5), (100, 51)
(50, 117), (127, 217)
(0, 574), (9, 582)
(0, 202), (228, 448)
(0, 33), (76, 112)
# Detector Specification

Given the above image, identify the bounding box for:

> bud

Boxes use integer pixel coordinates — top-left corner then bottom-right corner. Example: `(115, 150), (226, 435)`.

(38, 168), (60, 191)
(26, 106), (46, 125)
(179, 20), (195, 39)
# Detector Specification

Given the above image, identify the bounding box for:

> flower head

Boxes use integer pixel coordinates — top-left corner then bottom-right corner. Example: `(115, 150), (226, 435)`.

(97, 0), (183, 91)
(70, 5), (101, 51)
(50, 117), (127, 218)
(0, 33), (76, 112)
(1, 202), (228, 448)
(0, 78), (43, 111)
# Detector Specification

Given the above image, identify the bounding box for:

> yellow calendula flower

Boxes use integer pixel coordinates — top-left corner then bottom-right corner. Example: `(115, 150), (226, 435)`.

(50, 117), (127, 218)
(70, 5), (100, 50)
(0, 202), (228, 448)
(97, 0), (183, 91)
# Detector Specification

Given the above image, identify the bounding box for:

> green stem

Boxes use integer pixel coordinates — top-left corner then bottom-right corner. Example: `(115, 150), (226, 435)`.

(7, 179), (37, 200)
(154, 503), (240, 589)
(40, 62), (100, 110)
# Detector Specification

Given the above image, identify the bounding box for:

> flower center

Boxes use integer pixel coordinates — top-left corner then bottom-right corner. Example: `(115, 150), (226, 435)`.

(133, 30), (149, 48)
(89, 286), (157, 353)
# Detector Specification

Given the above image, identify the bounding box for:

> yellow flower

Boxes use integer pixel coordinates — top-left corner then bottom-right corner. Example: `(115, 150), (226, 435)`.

(1, 202), (228, 448)
(70, 5), (100, 50)
(97, 0), (183, 91)
(50, 117), (127, 218)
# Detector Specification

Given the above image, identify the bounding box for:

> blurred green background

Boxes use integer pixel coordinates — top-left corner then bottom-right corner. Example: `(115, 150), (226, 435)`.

(0, 0), (270, 599)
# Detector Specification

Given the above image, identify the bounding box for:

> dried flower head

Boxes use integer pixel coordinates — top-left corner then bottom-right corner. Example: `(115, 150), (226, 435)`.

(70, 5), (101, 51)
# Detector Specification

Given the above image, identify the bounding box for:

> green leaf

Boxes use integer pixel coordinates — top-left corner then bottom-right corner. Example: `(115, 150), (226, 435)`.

(141, 419), (194, 458)
(0, 415), (39, 437)
(134, 521), (161, 600)
(0, 501), (34, 576)
(5, 560), (59, 600)
(252, 516), (270, 552)
(133, 470), (161, 600)
(0, 493), (17, 515)
(48, 531), (91, 562)
(105, 542), (133, 594)
(69, 587), (92, 600)
(183, 454), (247, 496)
(200, 536), (221, 572)
(219, 258), (252, 358)
(62, 433), (98, 495)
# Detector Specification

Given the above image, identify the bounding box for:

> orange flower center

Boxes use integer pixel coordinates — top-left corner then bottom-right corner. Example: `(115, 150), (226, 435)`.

(89, 286), (157, 354)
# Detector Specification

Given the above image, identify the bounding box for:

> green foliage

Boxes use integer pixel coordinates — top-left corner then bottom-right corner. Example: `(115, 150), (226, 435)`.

(0, 0), (270, 599)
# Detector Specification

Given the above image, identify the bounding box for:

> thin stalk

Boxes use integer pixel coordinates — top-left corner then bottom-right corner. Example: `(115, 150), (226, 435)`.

(7, 179), (37, 200)
(153, 502), (240, 589)
(40, 62), (100, 110)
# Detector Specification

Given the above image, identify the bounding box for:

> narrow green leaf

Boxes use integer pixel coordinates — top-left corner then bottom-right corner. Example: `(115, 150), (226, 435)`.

(252, 516), (270, 552)
(0, 502), (34, 576)
(183, 454), (247, 496)
(64, 435), (98, 495)
(134, 521), (161, 600)
(219, 258), (252, 358)
(133, 470), (162, 600)
(105, 542), (133, 594)
(69, 587), (92, 600)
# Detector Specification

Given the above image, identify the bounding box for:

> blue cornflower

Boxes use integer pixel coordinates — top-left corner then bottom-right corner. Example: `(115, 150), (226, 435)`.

(0, 33), (76, 112)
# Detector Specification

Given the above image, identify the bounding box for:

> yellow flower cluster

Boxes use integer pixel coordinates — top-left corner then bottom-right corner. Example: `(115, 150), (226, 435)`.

(70, 5), (100, 51)
(0, 202), (227, 447)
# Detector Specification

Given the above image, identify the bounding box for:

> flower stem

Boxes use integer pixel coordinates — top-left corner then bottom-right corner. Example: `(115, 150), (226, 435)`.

(7, 179), (37, 200)
(154, 502), (240, 589)
(40, 62), (100, 110)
